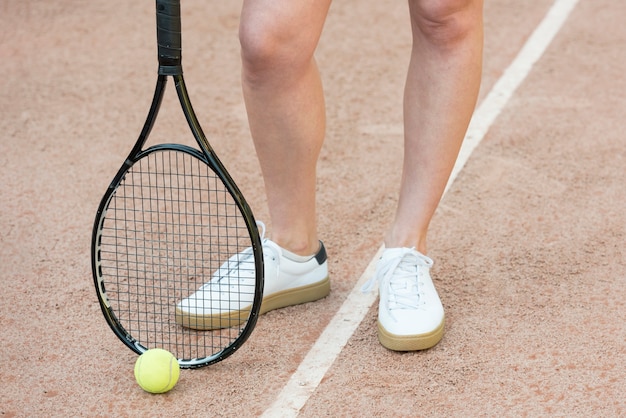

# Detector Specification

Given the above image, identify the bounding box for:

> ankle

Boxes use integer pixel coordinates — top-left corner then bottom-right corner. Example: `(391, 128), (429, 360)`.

(271, 236), (320, 258)
(280, 246), (319, 262)
(384, 230), (428, 254)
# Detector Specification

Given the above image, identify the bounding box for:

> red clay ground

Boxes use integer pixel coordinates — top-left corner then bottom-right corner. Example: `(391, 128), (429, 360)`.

(1, 0), (625, 416)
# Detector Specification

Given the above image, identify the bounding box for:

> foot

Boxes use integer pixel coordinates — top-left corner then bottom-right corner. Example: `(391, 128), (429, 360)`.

(364, 248), (445, 351)
(176, 226), (330, 330)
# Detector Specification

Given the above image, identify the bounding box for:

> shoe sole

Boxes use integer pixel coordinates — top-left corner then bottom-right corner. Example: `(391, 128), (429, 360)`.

(377, 316), (445, 351)
(175, 276), (331, 330)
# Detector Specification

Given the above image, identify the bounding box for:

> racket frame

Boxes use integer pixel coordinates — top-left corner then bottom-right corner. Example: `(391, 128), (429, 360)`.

(90, 0), (264, 368)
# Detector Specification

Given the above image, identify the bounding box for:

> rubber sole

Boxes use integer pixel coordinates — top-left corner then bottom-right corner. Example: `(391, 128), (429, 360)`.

(175, 276), (330, 330)
(377, 316), (445, 351)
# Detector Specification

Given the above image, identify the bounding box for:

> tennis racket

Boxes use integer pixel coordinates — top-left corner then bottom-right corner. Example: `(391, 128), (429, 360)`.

(91, 0), (263, 368)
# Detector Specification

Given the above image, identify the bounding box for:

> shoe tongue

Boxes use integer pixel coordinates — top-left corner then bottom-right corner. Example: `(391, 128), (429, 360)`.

(381, 247), (413, 261)
(262, 239), (283, 258)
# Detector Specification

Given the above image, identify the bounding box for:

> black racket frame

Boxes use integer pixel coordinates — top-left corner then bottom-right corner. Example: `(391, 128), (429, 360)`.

(90, 0), (264, 368)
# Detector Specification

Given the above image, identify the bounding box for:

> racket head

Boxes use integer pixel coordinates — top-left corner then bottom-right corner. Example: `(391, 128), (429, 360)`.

(91, 144), (263, 368)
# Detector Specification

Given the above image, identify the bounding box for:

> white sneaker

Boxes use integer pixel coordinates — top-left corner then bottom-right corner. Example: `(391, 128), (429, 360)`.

(176, 225), (330, 330)
(363, 247), (444, 351)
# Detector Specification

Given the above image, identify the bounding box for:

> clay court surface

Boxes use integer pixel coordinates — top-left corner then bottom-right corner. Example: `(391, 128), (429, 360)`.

(2, 0), (625, 416)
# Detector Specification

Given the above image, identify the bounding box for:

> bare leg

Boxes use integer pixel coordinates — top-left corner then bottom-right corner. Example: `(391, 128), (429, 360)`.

(239, 0), (332, 256)
(385, 0), (484, 253)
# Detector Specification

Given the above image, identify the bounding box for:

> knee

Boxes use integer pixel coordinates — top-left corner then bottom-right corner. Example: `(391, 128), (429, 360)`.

(239, 17), (313, 84)
(410, 0), (483, 46)
(239, 20), (280, 74)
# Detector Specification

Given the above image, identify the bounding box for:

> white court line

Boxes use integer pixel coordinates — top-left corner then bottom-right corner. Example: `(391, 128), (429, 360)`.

(446, 0), (581, 195)
(261, 0), (580, 416)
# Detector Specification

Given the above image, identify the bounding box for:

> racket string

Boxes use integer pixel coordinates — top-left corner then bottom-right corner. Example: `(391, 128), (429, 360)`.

(98, 149), (255, 363)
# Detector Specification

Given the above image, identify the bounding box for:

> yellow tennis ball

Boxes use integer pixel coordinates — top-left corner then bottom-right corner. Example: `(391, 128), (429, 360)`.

(134, 348), (180, 394)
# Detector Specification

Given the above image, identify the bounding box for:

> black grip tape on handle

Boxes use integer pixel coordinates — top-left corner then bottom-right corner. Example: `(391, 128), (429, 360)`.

(156, 0), (182, 75)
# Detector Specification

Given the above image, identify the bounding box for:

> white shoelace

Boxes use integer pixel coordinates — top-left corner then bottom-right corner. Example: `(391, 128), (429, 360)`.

(362, 248), (433, 312)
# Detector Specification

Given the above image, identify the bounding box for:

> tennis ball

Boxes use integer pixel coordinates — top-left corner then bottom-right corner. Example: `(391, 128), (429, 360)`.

(134, 348), (180, 394)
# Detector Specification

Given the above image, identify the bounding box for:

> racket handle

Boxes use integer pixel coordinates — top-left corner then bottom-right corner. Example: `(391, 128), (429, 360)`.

(156, 0), (182, 75)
